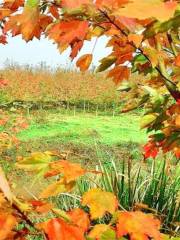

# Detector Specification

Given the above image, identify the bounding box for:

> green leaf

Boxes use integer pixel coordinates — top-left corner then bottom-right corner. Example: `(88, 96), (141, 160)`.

(100, 229), (116, 240)
(96, 55), (117, 72)
(153, 133), (165, 142)
(132, 54), (148, 72)
(144, 14), (180, 39)
(26, 0), (39, 8)
(140, 114), (157, 129)
(16, 152), (52, 172)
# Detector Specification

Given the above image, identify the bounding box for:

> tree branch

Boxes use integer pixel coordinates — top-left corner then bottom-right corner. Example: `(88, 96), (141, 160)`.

(99, 10), (180, 101)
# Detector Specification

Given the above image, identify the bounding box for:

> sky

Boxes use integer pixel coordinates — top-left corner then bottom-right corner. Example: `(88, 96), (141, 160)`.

(0, 35), (111, 69)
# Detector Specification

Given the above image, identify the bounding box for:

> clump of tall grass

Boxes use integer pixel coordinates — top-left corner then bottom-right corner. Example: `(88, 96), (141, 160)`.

(55, 149), (180, 235)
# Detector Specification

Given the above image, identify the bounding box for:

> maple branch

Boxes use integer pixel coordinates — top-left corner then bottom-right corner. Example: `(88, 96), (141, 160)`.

(11, 198), (47, 240)
(99, 10), (180, 101)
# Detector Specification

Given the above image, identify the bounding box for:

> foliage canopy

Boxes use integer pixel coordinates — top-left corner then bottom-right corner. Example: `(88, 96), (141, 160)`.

(0, 0), (180, 239)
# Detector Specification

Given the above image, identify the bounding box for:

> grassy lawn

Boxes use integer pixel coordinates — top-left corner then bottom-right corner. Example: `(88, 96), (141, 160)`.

(18, 111), (147, 145)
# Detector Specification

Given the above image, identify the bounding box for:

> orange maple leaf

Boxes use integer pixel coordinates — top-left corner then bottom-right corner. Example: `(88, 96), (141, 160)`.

(49, 5), (59, 19)
(82, 188), (118, 219)
(47, 20), (89, 52)
(70, 40), (84, 59)
(45, 160), (86, 182)
(0, 213), (17, 240)
(4, 4), (52, 41)
(76, 54), (93, 72)
(107, 66), (130, 85)
(0, 35), (7, 45)
(128, 33), (143, 48)
(3, 0), (24, 10)
(175, 54), (180, 67)
(116, 211), (162, 240)
(68, 208), (90, 232)
(0, 8), (11, 20)
(38, 218), (85, 240)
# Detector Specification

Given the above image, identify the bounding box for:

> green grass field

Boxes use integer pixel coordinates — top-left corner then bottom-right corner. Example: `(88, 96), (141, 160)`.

(19, 111), (147, 146)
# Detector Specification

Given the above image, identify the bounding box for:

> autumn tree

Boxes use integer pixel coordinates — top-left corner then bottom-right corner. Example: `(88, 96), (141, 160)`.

(0, 0), (180, 239)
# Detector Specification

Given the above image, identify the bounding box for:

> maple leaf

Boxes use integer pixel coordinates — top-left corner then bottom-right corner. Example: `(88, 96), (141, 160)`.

(61, 0), (91, 9)
(68, 208), (90, 232)
(143, 141), (159, 159)
(47, 20), (89, 53)
(0, 213), (17, 240)
(116, 211), (162, 240)
(39, 178), (75, 198)
(82, 188), (118, 219)
(140, 114), (157, 129)
(45, 160), (86, 182)
(0, 35), (7, 45)
(96, 0), (129, 9)
(173, 146), (180, 158)
(115, 0), (177, 22)
(0, 8), (11, 20)
(107, 66), (130, 85)
(175, 54), (180, 67)
(4, 0), (52, 41)
(107, 39), (134, 65)
(70, 40), (83, 59)
(88, 224), (116, 240)
(96, 55), (117, 72)
(175, 115), (180, 128)
(128, 33), (143, 48)
(16, 151), (52, 172)
(30, 200), (53, 213)
(3, 0), (24, 10)
(76, 54), (93, 72)
(49, 5), (59, 19)
(143, 46), (166, 68)
(38, 218), (85, 240)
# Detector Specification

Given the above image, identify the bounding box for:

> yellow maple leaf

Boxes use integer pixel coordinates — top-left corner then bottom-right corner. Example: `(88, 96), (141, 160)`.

(115, 0), (177, 22)
(82, 188), (118, 219)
